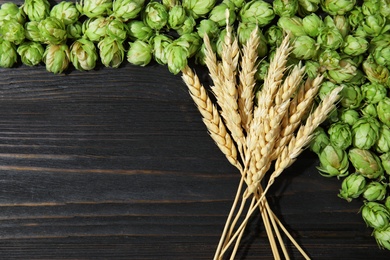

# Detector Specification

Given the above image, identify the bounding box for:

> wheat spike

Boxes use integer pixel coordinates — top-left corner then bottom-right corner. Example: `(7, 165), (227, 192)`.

(181, 66), (242, 171)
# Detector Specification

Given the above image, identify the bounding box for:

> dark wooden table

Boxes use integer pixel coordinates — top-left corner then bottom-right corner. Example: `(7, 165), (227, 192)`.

(2, 2), (390, 259)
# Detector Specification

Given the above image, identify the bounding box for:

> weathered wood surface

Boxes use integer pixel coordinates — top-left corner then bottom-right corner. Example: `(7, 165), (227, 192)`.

(1, 1), (390, 258)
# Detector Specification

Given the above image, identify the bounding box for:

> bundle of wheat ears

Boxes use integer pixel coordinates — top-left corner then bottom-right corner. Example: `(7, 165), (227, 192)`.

(181, 19), (343, 259)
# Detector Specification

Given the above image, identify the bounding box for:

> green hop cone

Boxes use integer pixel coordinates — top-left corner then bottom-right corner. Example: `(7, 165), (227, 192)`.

(76, 0), (113, 18)
(297, 0), (320, 16)
(97, 37), (125, 68)
(377, 98), (390, 128)
(150, 34), (173, 65)
(0, 39), (17, 68)
(317, 81), (337, 101)
(319, 49), (340, 71)
(305, 60), (320, 79)
(82, 17), (110, 42)
(362, 0), (380, 16)
(162, 0), (177, 10)
(265, 25), (284, 46)
(142, 1), (168, 31)
(317, 17), (344, 50)
(340, 84), (363, 109)
(361, 201), (390, 229)
(22, 0), (50, 22)
(127, 20), (153, 42)
(39, 17), (67, 45)
(175, 15), (196, 36)
(182, 0), (216, 19)
(361, 82), (387, 104)
(273, 0), (299, 17)
(351, 117), (381, 150)
(255, 59), (270, 82)
(239, 0), (275, 27)
(326, 59), (358, 84)
(106, 19), (127, 42)
(380, 152), (390, 175)
(167, 4), (187, 30)
(277, 16), (306, 37)
(196, 19), (219, 40)
(17, 41), (44, 66)
(69, 38), (98, 71)
(374, 226), (390, 250)
(333, 15), (350, 38)
(328, 122), (352, 150)
(373, 45), (390, 68)
(50, 1), (80, 26)
(302, 13), (324, 37)
(363, 55), (390, 87)
(361, 103), (378, 118)
(165, 42), (188, 75)
(0, 2), (26, 26)
(342, 35), (368, 56)
(127, 40), (152, 67)
(338, 173), (366, 202)
(376, 124), (390, 154)
(174, 33), (201, 58)
(0, 19), (25, 45)
(321, 0), (355, 16)
(25, 21), (42, 42)
(43, 43), (70, 74)
(363, 181), (387, 202)
(291, 35), (319, 60)
(112, 0), (144, 22)
(317, 144), (349, 178)
(348, 6), (363, 29)
(379, 0), (390, 17)
(349, 148), (384, 179)
(67, 21), (83, 40)
(208, 2), (236, 27)
(309, 126), (330, 155)
(340, 108), (359, 126)
(362, 14), (387, 37)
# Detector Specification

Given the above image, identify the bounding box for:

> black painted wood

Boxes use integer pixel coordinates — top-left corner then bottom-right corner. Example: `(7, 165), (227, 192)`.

(1, 1), (390, 258)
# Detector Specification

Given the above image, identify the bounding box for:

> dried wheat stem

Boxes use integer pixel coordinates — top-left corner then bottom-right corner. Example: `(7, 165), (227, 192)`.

(181, 66), (242, 171)
(238, 27), (260, 132)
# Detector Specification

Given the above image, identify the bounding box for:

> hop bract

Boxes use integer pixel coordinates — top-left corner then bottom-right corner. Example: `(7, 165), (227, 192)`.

(348, 148), (384, 179)
(17, 41), (44, 66)
(338, 172), (366, 202)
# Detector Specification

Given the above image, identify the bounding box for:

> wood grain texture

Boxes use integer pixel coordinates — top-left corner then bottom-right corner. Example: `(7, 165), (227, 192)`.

(1, 1), (390, 258)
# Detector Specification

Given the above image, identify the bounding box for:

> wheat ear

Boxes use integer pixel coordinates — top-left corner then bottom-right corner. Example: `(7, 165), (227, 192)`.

(238, 26), (260, 132)
(181, 66), (242, 171)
